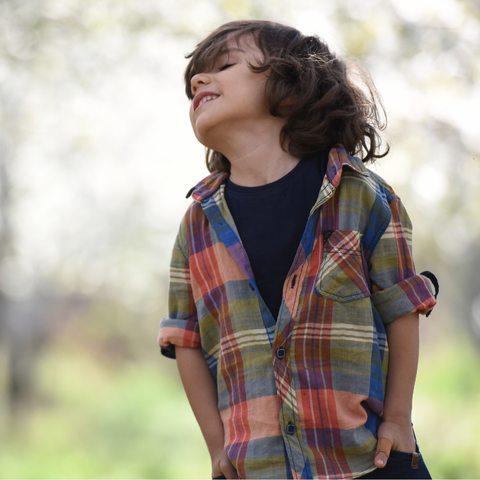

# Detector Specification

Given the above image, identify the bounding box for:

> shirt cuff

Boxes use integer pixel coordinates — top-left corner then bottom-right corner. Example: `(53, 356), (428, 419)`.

(419, 271), (439, 317)
(371, 273), (438, 324)
(158, 317), (201, 359)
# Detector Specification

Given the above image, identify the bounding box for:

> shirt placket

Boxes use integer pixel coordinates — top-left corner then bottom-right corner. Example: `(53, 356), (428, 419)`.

(273, 260), (312, 477)
(271, 164), (345, 478)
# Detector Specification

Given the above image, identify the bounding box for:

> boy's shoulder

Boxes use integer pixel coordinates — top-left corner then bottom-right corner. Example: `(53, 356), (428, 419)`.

(342, 165), (397, 198)
(177, 170), (229, 234)
(328, 146), (398, 204)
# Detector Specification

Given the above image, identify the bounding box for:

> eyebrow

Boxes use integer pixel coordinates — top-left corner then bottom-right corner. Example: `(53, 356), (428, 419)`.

(219, 47), (246, 55)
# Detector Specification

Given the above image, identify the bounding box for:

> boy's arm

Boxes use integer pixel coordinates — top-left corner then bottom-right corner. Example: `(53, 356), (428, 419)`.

(374, 311), (419, 468)
(176, 346), (238, 479)
(366, 191), (437, 468)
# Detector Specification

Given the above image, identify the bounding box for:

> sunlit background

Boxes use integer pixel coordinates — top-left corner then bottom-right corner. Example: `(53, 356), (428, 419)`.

(0, 0), (479, 478)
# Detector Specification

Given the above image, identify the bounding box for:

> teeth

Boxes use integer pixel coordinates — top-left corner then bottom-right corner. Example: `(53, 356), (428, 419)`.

(199, 95), (218, 106)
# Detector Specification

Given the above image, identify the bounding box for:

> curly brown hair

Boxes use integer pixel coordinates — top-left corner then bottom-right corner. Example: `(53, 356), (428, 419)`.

(184, 20), (389, 173)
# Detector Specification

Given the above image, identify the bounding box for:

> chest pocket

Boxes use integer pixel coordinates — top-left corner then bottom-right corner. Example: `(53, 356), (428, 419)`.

(315, 230), (371, 303)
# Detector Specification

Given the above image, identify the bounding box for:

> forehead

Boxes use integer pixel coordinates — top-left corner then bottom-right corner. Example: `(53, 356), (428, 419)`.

(193, 33), (261, 72)
(223, 35), (262, 58)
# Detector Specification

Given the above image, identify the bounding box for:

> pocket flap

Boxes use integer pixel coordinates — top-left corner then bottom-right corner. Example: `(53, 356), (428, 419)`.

(316, 230), (371, 302)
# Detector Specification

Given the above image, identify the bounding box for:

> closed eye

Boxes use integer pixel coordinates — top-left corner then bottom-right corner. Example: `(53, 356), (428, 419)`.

(219, 63), (235, 71)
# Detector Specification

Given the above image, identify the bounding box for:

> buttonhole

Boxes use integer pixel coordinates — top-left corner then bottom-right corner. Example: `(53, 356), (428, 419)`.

(323, 230), (333, 246)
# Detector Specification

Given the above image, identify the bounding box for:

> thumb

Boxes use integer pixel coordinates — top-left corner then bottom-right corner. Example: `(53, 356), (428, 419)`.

(374, 437), (392, 469)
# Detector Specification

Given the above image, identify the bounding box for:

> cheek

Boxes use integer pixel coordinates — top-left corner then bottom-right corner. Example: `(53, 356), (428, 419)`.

(244, 77), (269, 110)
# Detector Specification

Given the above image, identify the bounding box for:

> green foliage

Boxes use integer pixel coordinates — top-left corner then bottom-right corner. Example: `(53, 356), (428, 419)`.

(0, 1), (479, 479)
(1, 334), (479, 479)
(0, 341), (211, 479)
(414, 339), (480, 478)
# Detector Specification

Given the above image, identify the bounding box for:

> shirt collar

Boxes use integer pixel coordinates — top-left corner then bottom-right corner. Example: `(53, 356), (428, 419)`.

(326, 145), (370, 188)
(186, 145), (370, 202)
(186, 170), (229, 202)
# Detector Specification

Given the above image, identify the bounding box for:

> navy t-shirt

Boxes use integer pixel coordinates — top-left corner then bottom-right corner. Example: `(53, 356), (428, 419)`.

(225, 151), (328, 320)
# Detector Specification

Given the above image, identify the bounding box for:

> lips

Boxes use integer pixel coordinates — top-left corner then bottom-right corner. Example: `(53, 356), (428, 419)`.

(193, 91), (219, 111)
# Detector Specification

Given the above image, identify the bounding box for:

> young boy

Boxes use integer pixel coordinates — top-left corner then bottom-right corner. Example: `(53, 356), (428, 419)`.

(158, 20), (438, 479)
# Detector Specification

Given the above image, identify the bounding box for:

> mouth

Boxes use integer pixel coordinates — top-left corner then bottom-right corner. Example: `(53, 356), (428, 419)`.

(193, 92), (220, 111)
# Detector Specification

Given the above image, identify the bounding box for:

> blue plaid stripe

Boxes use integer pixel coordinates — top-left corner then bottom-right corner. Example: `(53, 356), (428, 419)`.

(158, 146), (437, 479)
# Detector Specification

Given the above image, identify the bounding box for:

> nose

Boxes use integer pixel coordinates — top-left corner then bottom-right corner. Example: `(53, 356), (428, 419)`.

(191, 72), (211, 96)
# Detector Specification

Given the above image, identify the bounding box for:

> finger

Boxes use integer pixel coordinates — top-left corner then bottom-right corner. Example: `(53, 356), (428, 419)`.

(222, 468), (238, 479)
(212, 464), (225, 479)
(221, 461), (238, 479)
(374, 437), (392, 468)
(224, 466), (238, 479)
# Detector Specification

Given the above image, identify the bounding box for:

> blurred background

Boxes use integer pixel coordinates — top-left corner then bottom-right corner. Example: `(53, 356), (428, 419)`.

(0, 0), (479, 478)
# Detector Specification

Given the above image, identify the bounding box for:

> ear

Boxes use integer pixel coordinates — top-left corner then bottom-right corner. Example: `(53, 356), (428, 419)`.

(280, 97), (296, 107)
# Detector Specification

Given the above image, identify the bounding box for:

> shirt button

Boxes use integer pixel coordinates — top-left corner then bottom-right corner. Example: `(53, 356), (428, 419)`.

(286, 423), (296, 435)
(276, 348), (286, 359)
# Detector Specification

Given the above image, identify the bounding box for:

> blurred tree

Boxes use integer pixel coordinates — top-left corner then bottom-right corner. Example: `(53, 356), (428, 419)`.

(0, 0), (478, 477)
(0, 0), (176, 412)
(0, 0), (292, 413)
(327, 0), (480, 342)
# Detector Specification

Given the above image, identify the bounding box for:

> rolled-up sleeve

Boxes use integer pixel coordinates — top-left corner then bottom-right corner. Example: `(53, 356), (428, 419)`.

(158, 223), (201, 359)
(368, 191), (437, 324)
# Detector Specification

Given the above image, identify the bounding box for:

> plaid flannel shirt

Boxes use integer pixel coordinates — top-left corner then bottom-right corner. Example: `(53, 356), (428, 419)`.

(158, 146), (437, 479)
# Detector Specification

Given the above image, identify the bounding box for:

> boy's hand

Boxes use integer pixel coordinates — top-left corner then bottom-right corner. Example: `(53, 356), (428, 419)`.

(211, 446), (238, 479)
(374, 418), (416, 468)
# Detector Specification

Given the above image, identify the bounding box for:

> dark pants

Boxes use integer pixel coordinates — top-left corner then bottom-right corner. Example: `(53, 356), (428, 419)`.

(359, 448), (431, 479)
(214, 448), (431, 479)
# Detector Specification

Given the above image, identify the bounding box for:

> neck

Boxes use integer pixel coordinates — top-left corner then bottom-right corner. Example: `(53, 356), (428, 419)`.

(215, 123), (301, 187)
(228, 146), (300, 186)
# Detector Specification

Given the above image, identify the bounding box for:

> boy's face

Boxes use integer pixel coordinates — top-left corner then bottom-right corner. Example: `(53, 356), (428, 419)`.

(189, 35), (272, 152)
